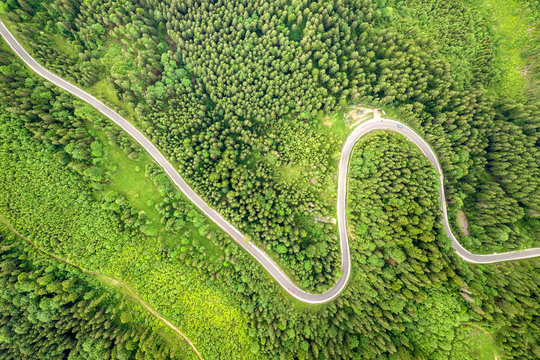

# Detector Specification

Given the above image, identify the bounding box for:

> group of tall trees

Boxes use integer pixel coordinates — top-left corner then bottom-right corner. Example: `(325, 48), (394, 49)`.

(0, 86), (251, 357)
(0, 232), (193, 359)
(0, 0), (538, 359)
(201, 132), (540, 359)
(3, 0), (538, 283)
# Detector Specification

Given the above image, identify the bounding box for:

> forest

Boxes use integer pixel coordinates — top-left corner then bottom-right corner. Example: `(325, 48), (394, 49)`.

(0, 0), (539, 359)
(0, 230), (196, 359)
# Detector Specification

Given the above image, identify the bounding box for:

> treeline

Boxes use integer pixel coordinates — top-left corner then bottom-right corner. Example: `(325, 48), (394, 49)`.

(0, 231), (193, 360)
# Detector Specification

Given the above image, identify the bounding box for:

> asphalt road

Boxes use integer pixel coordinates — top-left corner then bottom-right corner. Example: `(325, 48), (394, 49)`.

(2, 22), (539, 304)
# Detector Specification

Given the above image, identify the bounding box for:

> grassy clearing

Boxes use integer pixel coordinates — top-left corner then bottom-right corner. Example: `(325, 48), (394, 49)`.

(385, 0), (537, 101)
(95, 130), (162, 220)
(474, 0), (537, 101)
(453, 323), (499, 360)
(321, 107), (349, 140)
(278, 163), (309, 184)
(91, 78), (137, 121)
(87, 123), (225, 258)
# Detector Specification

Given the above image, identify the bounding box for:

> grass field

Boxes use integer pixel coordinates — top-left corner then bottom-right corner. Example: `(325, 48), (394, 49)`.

(91, 78), (138, 121)
(474, 0), (538, 101)
(87, 122), (226, 258)
(453, 324), (499, 360)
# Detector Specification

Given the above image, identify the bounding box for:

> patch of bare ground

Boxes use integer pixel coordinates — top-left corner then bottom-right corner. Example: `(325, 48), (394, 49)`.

(458, 209), (471, 236)
(344, 105), (375, 128)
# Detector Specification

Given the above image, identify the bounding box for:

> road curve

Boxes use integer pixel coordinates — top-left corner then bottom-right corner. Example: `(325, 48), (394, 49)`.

(2, 22), (539, 304)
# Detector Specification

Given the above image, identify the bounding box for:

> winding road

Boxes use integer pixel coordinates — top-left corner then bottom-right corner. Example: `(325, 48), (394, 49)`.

(1, 22), (539, 304)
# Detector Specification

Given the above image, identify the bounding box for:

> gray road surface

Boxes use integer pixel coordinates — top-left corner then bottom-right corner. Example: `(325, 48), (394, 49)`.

(2, 22), (539, 304)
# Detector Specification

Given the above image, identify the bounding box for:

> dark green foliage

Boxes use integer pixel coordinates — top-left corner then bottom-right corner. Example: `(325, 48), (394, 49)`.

(0, 0), (539, 359)
(0, 233), (189, 360)
(4, 0), (539, 282)
(487, 101), (540, 211)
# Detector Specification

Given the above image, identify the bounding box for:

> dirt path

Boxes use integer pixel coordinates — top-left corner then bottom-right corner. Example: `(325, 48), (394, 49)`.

(0, 217), (203, 360)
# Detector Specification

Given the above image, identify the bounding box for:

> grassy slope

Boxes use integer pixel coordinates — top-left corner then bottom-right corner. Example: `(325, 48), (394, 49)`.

(474, 0), (538, 101)
(0, 222), (201, 360)
(384, 0), (537, 101)
(0, 109), (252, 359)
(87, 123), (225, 257)
(91, 78), (138, 120)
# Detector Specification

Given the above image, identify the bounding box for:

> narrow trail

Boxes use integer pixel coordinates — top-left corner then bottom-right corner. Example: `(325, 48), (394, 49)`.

(0, 217), (203, 360)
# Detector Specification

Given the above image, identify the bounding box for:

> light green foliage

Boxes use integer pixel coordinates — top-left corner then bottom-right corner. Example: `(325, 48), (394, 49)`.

(0, 0), (539, 359)
(0, 109), (252, 359)
(407, 290), (468, 358)
(0, 2), (8, 14)
(383, 0), (538, 101)
(474, 0), (538, 101)
(0, 232), (195, 360)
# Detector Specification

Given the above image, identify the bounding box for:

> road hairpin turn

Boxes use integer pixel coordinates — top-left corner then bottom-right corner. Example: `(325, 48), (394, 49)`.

(2, 22), (539, 304)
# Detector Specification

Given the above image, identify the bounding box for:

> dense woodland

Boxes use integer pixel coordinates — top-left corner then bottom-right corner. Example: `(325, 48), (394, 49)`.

(0, 232), (193, 360)
(0, 0), (539, 359)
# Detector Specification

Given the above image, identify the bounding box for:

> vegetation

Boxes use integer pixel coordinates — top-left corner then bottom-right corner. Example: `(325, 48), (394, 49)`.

(475, 0), (539, 101)
(0, 0), (538, 359)
(0, 230), (196, 360)
(0, 103), (252, 358)
(376, 0), (540, 253)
